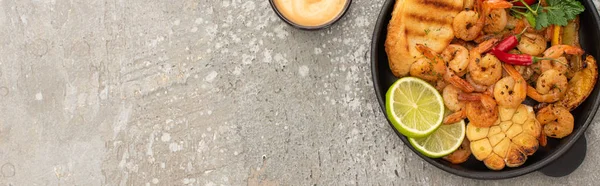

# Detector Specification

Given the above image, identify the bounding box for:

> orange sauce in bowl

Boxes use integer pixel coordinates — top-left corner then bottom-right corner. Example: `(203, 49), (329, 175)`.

(273, 0), (348, 27)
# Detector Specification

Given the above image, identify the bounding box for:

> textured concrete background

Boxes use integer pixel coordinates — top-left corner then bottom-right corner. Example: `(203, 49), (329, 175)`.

(2, 0), (600, 185)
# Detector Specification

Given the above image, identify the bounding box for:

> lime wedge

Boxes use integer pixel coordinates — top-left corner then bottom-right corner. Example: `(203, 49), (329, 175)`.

(408, 120), (466, 158)
(385, 77), (445, 138)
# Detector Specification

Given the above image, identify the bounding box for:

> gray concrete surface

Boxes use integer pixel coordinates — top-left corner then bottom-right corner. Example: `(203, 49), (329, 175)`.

(2, 0), (600, 185)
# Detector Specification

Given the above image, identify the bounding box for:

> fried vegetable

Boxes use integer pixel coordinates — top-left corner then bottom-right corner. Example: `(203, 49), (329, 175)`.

(562, 17), (583, 78)
(466, 104), (541, 170)
(561, 17), (580, 47)
(551, 25), (562, 46)
(556, 55), (598, 111)
(566, 55), (583, 79)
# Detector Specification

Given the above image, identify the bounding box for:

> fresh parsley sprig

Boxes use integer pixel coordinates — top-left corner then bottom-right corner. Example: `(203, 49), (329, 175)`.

(511, 0), (585, 30)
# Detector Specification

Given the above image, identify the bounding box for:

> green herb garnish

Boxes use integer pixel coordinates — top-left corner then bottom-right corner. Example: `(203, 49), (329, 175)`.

(511, 0), (585, 30)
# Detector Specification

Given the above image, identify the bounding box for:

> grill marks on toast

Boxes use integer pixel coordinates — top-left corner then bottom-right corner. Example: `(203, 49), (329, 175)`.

(414, 0), (463, 12)
(403, 0), (462, 52)
(404, 12), (455, 37)
(407, 13), (452, 26)
(404, 0), (463, 26)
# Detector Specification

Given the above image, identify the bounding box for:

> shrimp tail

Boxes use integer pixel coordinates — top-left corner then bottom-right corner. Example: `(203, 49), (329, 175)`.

(483, 0), (513, 10)
(544, 45), (585, 58)
(457, 93), (496, 110)
(503, 63), (527, 92)
(458, 92), (483, 101)
(444, 109), (467, 124)
(480, 94), (497, 109)
(474, 38), (499, 53)
(416, 44), (437, 59)
(513, 18), (528, 35)
(536, 106), (558, 124)
(539, 133), (548, 147)
(474, 0), (484, 14)
(503, 63), (520, 78)
(474, 34), (502, 44)
(527, 85), (560, 103)
(526, 85), (547, 102)
(415, 44), (447, 79)
(485, 84), (494, 96)
(564, 47), (585, 56)
(445, 69), (475, 93)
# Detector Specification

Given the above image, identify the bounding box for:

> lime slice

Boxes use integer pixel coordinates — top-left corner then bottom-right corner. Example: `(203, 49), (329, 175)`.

(385, 77), (445, 138)
(409, 120), (466, 158)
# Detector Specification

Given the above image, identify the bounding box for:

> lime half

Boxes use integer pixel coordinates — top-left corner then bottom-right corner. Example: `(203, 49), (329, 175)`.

(385, 77), (445, 138)
(409, 120), (466, 158)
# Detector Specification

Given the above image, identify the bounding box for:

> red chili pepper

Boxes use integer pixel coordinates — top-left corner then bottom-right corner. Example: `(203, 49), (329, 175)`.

(492, 36), (519, 53)
(490, 49), (550, 66)
(514, 0), (537, 6)
(491, 26), (529, 52)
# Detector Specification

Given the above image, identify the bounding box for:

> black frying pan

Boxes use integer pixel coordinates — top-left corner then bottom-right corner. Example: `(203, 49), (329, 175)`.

(371, 0), (600, 179)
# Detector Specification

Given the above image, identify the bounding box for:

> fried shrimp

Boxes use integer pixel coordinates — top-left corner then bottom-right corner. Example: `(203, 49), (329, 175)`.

(442, 44), (470, 77)
(469, 39), (502, 86)
(527, 69), (568, 103)
(444, 85), (466, 112)
(453, 11), (484, 41)
(540, 56), (570, 75)
(536, 105), (574, 139)
(484, 9), (508, 33)
(517, 33), (547, 56)
(466, 74), (489, 92)
(410, 58), (444, 82)
(453, 0), (512, 41)
(543, 45), (585, 58)
(460, 93), (499, 128)
(445, 110), (467, 124)
(538, 45), (585, 73)
(494, 64), (527, 108)
(410, 44), (447, 82)
(443, 139), (472, 164)
(443, 85), (468, 124)
(472, 54), (503, 85)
